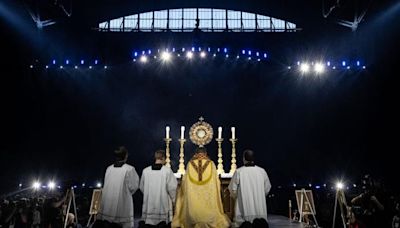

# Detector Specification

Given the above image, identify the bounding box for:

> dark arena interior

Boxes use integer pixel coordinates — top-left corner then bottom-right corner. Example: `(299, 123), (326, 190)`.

(1, 0), (400, 227)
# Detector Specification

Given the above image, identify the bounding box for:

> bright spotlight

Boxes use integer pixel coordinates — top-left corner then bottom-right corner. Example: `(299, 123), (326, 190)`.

(104, 65), (108, 69)
(200, 51), (206, 58)
(80, 60), (84, 65)
(336, 182), (344, 190)
(314, 63), (325, 74)
(59, 65), (63, 69)
(66, 60), (69, 65)
(74, 65), (78, 69)
(45, 65), (49, 69)
(300, 63), (310, 73)
(89, 66), (92, 69)
(48, 181), (56, 190)
(161, 52), (171, 61)
(96, 182), (102, 188)
(186, 51), (193, 59)
(30, 65), (33, 68)
(32, 181), (41, 190)
(140, 55), (148, 63)
(94, 60), (98, 65)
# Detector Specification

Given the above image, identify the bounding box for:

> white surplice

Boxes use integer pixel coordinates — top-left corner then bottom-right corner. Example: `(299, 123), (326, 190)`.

(228, 165), (272, 228)
(99, 163), (139, 228)
(140, 165), (178, 225)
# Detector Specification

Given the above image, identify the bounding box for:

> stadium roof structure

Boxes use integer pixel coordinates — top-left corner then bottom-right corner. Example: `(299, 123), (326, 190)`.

(97, 8), (298, 32)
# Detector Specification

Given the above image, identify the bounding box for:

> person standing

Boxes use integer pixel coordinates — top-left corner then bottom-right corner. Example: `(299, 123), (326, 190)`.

(172, 147), (230, 228)
(228, 149), (272, 228)
(139, 150), (178, 227)
(99, 146), (139, 228)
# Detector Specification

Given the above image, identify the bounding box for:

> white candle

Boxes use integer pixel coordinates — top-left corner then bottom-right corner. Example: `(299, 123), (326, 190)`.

(166, 126), (170, 139)
(180, 126), (185, 139)
(218, 127), (222, 139)
(231, 127), (236, 139)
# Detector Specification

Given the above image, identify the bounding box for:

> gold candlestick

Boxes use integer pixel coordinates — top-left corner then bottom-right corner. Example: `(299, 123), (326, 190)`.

(216, 138), (224, 175)
(178, 138), (186, 175)
(229, 138), (238, 174)
(164, 138), (172, 168)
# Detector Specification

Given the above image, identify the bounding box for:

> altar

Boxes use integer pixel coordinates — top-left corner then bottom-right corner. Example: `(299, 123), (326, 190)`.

(163, 117), (239, 220)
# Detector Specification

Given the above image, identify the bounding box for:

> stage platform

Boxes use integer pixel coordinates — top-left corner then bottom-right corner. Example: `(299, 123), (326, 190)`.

(134, 215), (306, 227)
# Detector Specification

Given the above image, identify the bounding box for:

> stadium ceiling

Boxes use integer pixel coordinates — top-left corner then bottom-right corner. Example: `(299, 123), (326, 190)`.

(97, 8), (298, 32)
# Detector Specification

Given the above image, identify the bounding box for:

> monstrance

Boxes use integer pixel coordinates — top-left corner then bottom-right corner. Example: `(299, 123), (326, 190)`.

(189, 117), (214, 147)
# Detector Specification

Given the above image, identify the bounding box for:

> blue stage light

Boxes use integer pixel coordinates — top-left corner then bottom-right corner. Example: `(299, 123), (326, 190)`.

(94, 60), (98, 65)
(192, 47), (195, 52)
(256, 52), (259, 57)
(134, 52), (138, 57)
(89, 66), (92, 69)
(224, 48), (227, 53)
(45, 65), (49, 69)
(208, 47), (211, 52)
(264, 53), (267, 58)
(347, 66), (351, 70)
(80, 60), (84, 65)
(182, 47), (185, 52)
(363, 66), (366, 69)
(74, 65), (78, 69)
(198, 47), (202, 51)
(104, 65), (108, 69)
(327, 61), (331, 66)
(236, 55), (240, 59)
(257, 59), (261, 62)
(248, 50), (252, 55)
(315, 186), (321, 189)
(148, 50), (152, 54)
(142, 51), (145, 55)
(59, 65), (63, 69)
(248, 57), (252, 60)
(172, 48), (176, 52)
(288, 66), (291, 69)
(342, 61), (346, 66)
(357, 61), (360, 66)
(217, 48), (220, 52)
(225, 54), (229, 58)
(242, 50), (245, 55)
(66, 60), (69, 65)
(213, 54), (216, 57)
(52, 60), (56, 65)
(297, 61), (300, 66)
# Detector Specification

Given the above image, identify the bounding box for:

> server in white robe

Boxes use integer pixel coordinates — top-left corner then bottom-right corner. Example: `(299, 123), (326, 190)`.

(99, 146), (139, 228)
(140, 150), (178, 226)
(228, 149), (272, 228)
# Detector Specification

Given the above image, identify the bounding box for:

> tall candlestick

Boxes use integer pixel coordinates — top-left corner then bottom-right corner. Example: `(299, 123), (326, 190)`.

(231, 127), (236, 139)
(180, 126), (185, 139)
(218, 127), (222, 139)
(166, 126), (170, 139)
(178, 138), (186, 175)
(229, 138), (238, 174)
(216, 137), (224, 175)
(164, 138), (172, 168)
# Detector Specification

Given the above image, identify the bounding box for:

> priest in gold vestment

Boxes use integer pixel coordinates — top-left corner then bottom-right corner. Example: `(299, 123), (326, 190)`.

(172, 147), (231, 228)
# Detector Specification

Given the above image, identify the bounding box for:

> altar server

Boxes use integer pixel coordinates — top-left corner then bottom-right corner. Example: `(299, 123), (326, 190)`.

(99, 146), (139, 228)
(228, 149), (272, 228)
(172, 147), (230, 228)
(140, 150), (178, 227)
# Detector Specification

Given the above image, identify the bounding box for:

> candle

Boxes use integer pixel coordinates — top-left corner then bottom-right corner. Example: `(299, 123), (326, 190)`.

(218, 127), (222, 139)
(180, 126), (185, 139)
(231, 127), (236, 139)
(166, 126), (170, 139)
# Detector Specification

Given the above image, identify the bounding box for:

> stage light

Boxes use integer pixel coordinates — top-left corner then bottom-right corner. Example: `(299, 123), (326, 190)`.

(80, 60), (84, 65)
(134, 52), (138, 57)
(142, 51), (145, 55)
(19, 183), (22, 187)
(154, 56), (157, 59)
(342, 61), (346, 67)
(177, 54), (181, 57)
(225, 54), (229, 58)
(332, 66), (336, 70)
(52, 60), (56, 65)
(248, 50), (252, 55)
(224, 48), (228, 53)
(172, 48), (176, 52)
(30, 65), (33, 68)
(74, 65), (78, 69)
(327, 61), (331, 66)
(208, 47), (211, 52)
(347, 66), (351, 70)
(248, 57), (252, 60)
(192, 47), (195, 52)
(200, 51), (206, 58)
(48, 181), (56, 190)
(59, 65), (63, 69)
(314, 63), (325, 74)
(66, 60), (69, 65)
(94, 60), (98, 65)
(32, 181), (41, 190)
(315, 185), (321, 189)
(186, 51), (193, 59)
(256, 52), (259, 57)
(140, 55), (148, 63)
(353, 184), (357, 188)
(257, 59), (261, 62)
(236, 55), (240, 59)
(182, 48), (185, 52)
(217, 48), (220, 52)
(148, 50), (152, 54)
(357, 61), (360, 66)
(198, 47), (202, 51)
(264, 53), (267, 58)
(213, 54), (216, 57)
(323, 184), (327, 187)
(288, 66), (291, 69)
(104, 65), (108, 69)
(242, 50), (245, 55)
(133, 59), (137, 62)
(336, 182), (344, 190)
(161, 52), (172, 61)
(308, 183), (312, 187)
(300, 63), (310, 73)
(297, 61), (300, 66)
(363, 66), (366, 69)
(96, 182), (102, 188)
(293, 183), (297, 187)
(89, 66), (92, 69)
(82, 183), (86, 187)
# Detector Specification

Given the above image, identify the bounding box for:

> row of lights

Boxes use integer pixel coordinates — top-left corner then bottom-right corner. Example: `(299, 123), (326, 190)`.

(28, 181), (102, 190)
(289, 182), (357, 190)
(290, 61), (366, 75)
(30, 65), (108, 69)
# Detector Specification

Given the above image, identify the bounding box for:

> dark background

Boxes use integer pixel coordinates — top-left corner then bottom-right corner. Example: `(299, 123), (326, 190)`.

(0, 0), (399, 194)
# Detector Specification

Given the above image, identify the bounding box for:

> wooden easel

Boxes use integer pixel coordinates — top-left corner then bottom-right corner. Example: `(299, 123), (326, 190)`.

(87, 189), (102, 227)
(296, 188), (319, 227)
(332, 189), (348, 228)
(64, 187), (78, 228)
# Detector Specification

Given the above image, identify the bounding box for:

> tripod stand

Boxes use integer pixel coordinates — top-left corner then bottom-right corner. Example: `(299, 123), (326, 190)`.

(63, 187), (78, 228)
